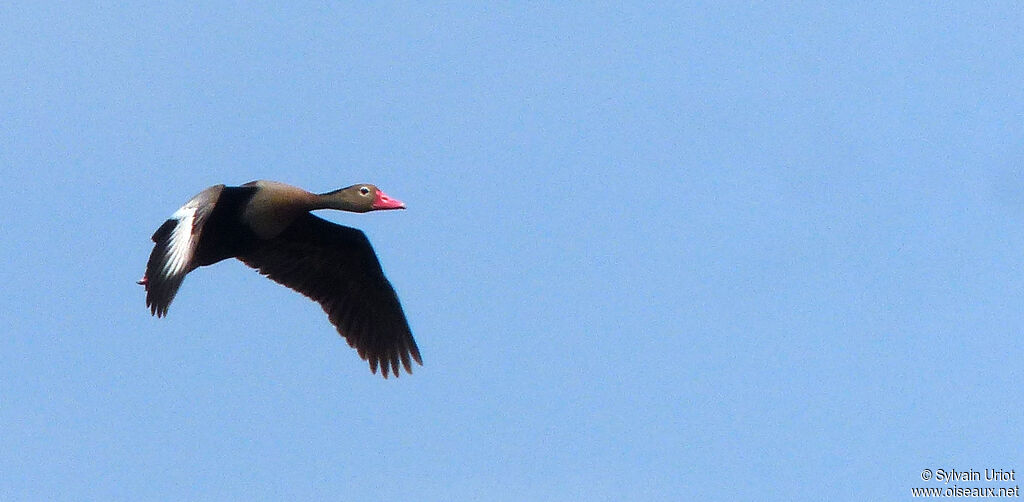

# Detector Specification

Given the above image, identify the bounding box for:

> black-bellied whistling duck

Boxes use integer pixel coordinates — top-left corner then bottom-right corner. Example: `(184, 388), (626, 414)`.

(139, 180), (421, 378)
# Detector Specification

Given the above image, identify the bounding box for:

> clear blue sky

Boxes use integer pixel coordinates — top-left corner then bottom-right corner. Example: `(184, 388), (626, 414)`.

(3, 2), (1023, 500)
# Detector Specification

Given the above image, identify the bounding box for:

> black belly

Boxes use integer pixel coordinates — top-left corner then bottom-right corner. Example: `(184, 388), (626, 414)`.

(193, 186), (262, 267)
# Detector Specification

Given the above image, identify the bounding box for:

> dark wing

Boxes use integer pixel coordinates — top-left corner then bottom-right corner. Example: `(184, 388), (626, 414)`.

(141, 184), (224, 317)
(238, 213), (421, 378)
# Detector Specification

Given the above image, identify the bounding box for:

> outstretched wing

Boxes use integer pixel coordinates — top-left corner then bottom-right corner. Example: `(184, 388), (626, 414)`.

(141, 184), (224, 317)
(238, 213), (421, 378)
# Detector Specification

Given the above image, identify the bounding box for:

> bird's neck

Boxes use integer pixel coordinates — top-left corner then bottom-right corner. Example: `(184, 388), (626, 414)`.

(313, 190), (369, 213)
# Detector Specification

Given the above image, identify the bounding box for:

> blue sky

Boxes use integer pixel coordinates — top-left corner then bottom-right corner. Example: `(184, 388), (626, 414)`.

(3, 2), (1023, 500)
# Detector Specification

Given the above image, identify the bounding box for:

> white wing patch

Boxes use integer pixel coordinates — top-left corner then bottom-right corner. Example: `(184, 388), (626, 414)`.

(143, 183), (224, 317)
(161, 206), (197, 279)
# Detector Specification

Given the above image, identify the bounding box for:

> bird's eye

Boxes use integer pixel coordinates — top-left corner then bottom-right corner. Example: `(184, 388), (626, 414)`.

(359, 187), (370, 195)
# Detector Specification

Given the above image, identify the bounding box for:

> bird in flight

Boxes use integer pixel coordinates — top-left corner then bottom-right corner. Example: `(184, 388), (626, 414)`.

(139, 180), (421, 378)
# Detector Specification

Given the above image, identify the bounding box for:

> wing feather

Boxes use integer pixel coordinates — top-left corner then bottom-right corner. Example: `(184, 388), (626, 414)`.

(141, 185), (224, 317)
(238, 213), (421, 378)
